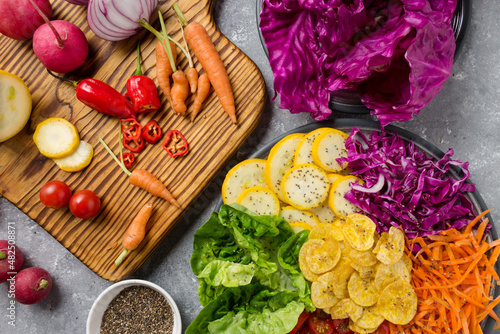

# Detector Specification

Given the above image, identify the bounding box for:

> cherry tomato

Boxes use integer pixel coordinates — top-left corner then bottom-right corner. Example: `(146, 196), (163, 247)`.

(39, 180), (72, 209)
(299, 326), (313, 334)
(308, 309), (335, 334)
(289, 312), (311, 334)
(69, 190), (100, 219)
(373, 321), (390, 334)
(332, 319), (353, 334)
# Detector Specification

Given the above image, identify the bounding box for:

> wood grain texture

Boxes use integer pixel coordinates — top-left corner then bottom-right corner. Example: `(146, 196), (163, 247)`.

(0, 0), (266, 281)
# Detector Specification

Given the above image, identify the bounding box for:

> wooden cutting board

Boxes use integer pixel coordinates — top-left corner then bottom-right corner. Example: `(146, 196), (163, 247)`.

(0, 0), (266, 281)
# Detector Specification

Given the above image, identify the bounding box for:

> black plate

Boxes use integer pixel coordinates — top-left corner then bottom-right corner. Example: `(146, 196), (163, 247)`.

(215, 119), (499, 332)
(256, 0), (471, 114)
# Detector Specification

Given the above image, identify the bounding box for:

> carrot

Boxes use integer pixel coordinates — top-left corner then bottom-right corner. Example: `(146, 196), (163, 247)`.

(171, 70), (189, 115)
(186, 67), (199, 94)
(174, 3), (237, 124)
(129, 169), (180, 207)
(115, 202), (154, 266)
(190, 73), (211, 122)
(155, 40), (177, 105)
(397, 210), (500, 334)
(98, 132), (181, 208)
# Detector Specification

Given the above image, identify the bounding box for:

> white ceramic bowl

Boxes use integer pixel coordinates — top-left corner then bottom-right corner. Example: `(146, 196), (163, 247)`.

(86, 279), (182, 334)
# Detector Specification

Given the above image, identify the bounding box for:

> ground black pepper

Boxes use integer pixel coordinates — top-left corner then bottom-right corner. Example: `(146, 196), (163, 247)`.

(100, 285), (174, 334)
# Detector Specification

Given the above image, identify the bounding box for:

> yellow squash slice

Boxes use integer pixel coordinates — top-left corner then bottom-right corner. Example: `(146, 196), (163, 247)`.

(33, 118), (80, 159)
(0, 70), (32, 142)
(288, 221), (313, 234)
(329, 175), (362, 218)
(309, 200), (338, 224)
(293, 128), (331, 166)
(279, 206), (320, 227)
(53, 140), (93, 172)
(281, 163), (330, 210)
(311, 128), (349, 172)
(222, 159), (268, 205)
(236, 186), (280, 216)
(265, 133), (304, 203)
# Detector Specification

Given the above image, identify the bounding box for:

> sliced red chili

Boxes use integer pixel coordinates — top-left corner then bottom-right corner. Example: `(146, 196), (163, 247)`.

(142, 120), (162, 144)
(120, 118), (142, 141)
(162, 130), (189, 158)
(118, 152), (135, 169)
(123, 136), (145, 153)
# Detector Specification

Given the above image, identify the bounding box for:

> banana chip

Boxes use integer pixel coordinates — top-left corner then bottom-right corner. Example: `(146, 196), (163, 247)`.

(309, 223), (344, 242)
(299, 240), (320, 282)
(373, 227), (404, 265)
(329, 254), (355, 299)
(401, 252), (413, 273)
(344, 240), (378, 267)
(306, 238), (342, 274)
(377, 280), (417, 325)
(348, 272), (379, 307)
(345, 300), (364, 323)
(350, 263), (377, 279)
(311, 272), (340, 309)
(374, 260), (410, 292)
(349, 320), (378, 334)
(343, 213), (376, 251)
(355, 305), (385, 330)
(328, 298), (352, 319)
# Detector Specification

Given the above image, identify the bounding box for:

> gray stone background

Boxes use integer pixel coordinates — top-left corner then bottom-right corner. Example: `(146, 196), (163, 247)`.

(1, 0), (499, 333)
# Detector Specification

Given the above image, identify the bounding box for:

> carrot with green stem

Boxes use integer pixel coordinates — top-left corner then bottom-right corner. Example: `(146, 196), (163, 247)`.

(115, 202), (154, 266)
(98, 130), (181, 208)
(179, 22), (198, 94)
(156, 39), (177, 106)
(190, 73), (211, 122)
(173, 3), (237, 124)
(140, 15), (189, 115)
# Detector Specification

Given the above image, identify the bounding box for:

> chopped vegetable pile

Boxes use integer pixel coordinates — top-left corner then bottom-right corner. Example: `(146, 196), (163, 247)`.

(260, 0), (456, 126)
(338, 127), (478, 239)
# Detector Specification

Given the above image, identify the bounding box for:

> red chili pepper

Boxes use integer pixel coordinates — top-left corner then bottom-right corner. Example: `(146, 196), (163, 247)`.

(162, 130), (189, 158)
(120, 118), (142, 141)
(46, 70), (136, 119)
(142, 120), (162, 144)
(118, 152), (135, 169)
(126, 40), (161, 114)
(123, 136), (145, 153)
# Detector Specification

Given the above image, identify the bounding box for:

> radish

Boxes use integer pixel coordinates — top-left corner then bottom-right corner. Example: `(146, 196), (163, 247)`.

(0, 240), (24, 284)
(0, 0), (52, 40)
(13, 267), (52, 305)
(29, 0), (89, 73)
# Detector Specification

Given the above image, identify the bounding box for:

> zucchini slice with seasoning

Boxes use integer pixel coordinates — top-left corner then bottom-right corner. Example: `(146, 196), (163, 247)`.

(222, 158), (268, 205)
(281, 163), (330, 210)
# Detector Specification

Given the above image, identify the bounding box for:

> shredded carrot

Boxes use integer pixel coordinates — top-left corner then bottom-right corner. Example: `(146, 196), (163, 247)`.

(396, 210), (500, 334)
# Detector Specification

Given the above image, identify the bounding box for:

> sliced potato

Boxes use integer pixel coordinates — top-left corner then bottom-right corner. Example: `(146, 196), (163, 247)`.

(222, 159), (268, 204)
(265, 133), (304, 202)
(33, 118), (80, 159)
(0, 70), (32, 142)
(281, 163), (330, 210)
(279, 206), (320, 227)
(372, 227), (404, 265)
(293, 128), (331, 166)
(377, 280), (417, 325)
(53, 140), (93, 172)
(311, 128), (349, 172)
(329, 175), (362, 218)
(348, 272), (379, 307)
(343, 213), (377, 251)
(236, 186), (280, 216)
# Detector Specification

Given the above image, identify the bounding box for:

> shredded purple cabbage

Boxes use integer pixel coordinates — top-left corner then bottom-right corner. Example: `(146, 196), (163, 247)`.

(260, 0), (456, 127)
(337, 128), (478, 238)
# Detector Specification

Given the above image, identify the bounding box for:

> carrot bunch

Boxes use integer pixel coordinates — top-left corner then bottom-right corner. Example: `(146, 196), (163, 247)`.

(391, 210), (500, 334)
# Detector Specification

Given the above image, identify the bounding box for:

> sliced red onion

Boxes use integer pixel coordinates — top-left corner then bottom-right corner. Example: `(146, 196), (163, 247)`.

(351, 173), (385, 194)
(87, 0), (158, 41)
(65, 0), (89, 5)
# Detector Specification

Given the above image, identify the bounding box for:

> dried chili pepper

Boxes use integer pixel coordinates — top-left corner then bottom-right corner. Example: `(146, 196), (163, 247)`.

(142, 120), (162, 144)
(47, 70), (136, 119)
(126, 40), (161, 114)
(120, 118), (142, 141)
(119, 152), (135, 169)
(162, 130), (189, 158)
